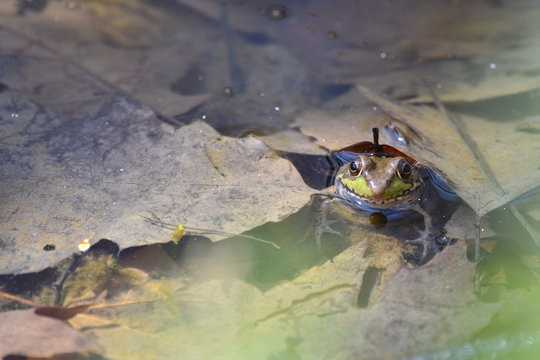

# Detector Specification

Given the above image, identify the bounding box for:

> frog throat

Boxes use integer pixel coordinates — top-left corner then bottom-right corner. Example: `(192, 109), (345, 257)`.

(338, 175), (420, 200)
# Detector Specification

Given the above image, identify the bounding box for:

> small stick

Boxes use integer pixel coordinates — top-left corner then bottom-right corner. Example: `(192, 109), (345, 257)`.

(372, 127), (379, 147)
(0, 290), (39, 307)
(88, 299), (159, 310)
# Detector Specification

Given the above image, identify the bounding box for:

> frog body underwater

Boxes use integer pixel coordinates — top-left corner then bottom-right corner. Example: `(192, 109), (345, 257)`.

(316, 128), (458, 262)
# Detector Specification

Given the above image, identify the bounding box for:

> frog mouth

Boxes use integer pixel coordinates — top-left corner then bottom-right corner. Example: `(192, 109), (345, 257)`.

(336, 178), (419, 208)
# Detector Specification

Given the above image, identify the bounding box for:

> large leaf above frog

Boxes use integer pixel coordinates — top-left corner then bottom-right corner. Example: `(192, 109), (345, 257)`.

(0, 89), (314, 275)
(294, 87), (540, 216)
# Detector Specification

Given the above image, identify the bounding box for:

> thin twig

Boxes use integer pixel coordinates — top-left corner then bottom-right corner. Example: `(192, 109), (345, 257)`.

(0, 290), (39, 307)
(141, 212), (281, 249)
(72, 313), (153, 336)
(88, 299), (159, 310)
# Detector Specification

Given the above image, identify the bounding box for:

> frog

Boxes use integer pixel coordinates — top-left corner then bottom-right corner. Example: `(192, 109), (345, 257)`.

(314, 128), (458, 262)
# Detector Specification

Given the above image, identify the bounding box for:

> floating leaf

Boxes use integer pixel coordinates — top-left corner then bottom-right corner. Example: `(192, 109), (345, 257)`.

(0, 88), (313, 275)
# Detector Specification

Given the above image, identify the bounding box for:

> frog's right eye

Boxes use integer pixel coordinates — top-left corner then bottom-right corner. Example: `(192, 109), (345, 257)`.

(349, 159), (362, 176)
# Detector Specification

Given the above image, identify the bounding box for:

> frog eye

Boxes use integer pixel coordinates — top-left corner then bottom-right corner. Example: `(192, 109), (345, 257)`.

(349, 159), (362, 176)
(397, 159), (412, 180)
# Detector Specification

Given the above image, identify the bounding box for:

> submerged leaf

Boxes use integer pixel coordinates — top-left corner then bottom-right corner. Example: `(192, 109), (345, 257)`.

(358, 45), (540, 105)
(89, 207), (497, 359)
(0, 2), (208, 120)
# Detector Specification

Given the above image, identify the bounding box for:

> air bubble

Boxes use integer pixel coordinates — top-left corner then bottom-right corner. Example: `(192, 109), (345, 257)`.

(223, 86), (234, 97)
(326, 31), (338, 40)
(64, 0), (80, 11)
(265, 4), (287, 21)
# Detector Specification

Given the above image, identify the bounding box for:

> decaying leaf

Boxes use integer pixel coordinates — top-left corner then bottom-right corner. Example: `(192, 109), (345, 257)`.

(35, 291), (108, 320)
(0, 88), (314, 275)
(35, 302), (94, 321)
(0, 308), (102, 358)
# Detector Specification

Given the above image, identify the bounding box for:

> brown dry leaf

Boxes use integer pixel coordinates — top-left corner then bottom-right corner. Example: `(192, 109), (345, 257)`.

(0, 87), (314, 275)
(0, 309), (102, 358)
(35, 303), (93, 321)
(35, 291), (107, 320)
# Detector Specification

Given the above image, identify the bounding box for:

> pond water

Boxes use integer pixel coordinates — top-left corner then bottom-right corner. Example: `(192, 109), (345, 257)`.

(1, 0), (540, 359)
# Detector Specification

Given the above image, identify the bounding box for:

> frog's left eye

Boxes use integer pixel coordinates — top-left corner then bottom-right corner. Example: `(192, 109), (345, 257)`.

(397, 159), (412, 180)
(349, 159), (362, 176)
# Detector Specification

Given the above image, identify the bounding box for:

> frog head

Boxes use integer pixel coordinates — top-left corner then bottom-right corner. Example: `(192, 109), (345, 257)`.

(335, 155), (422, 209)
